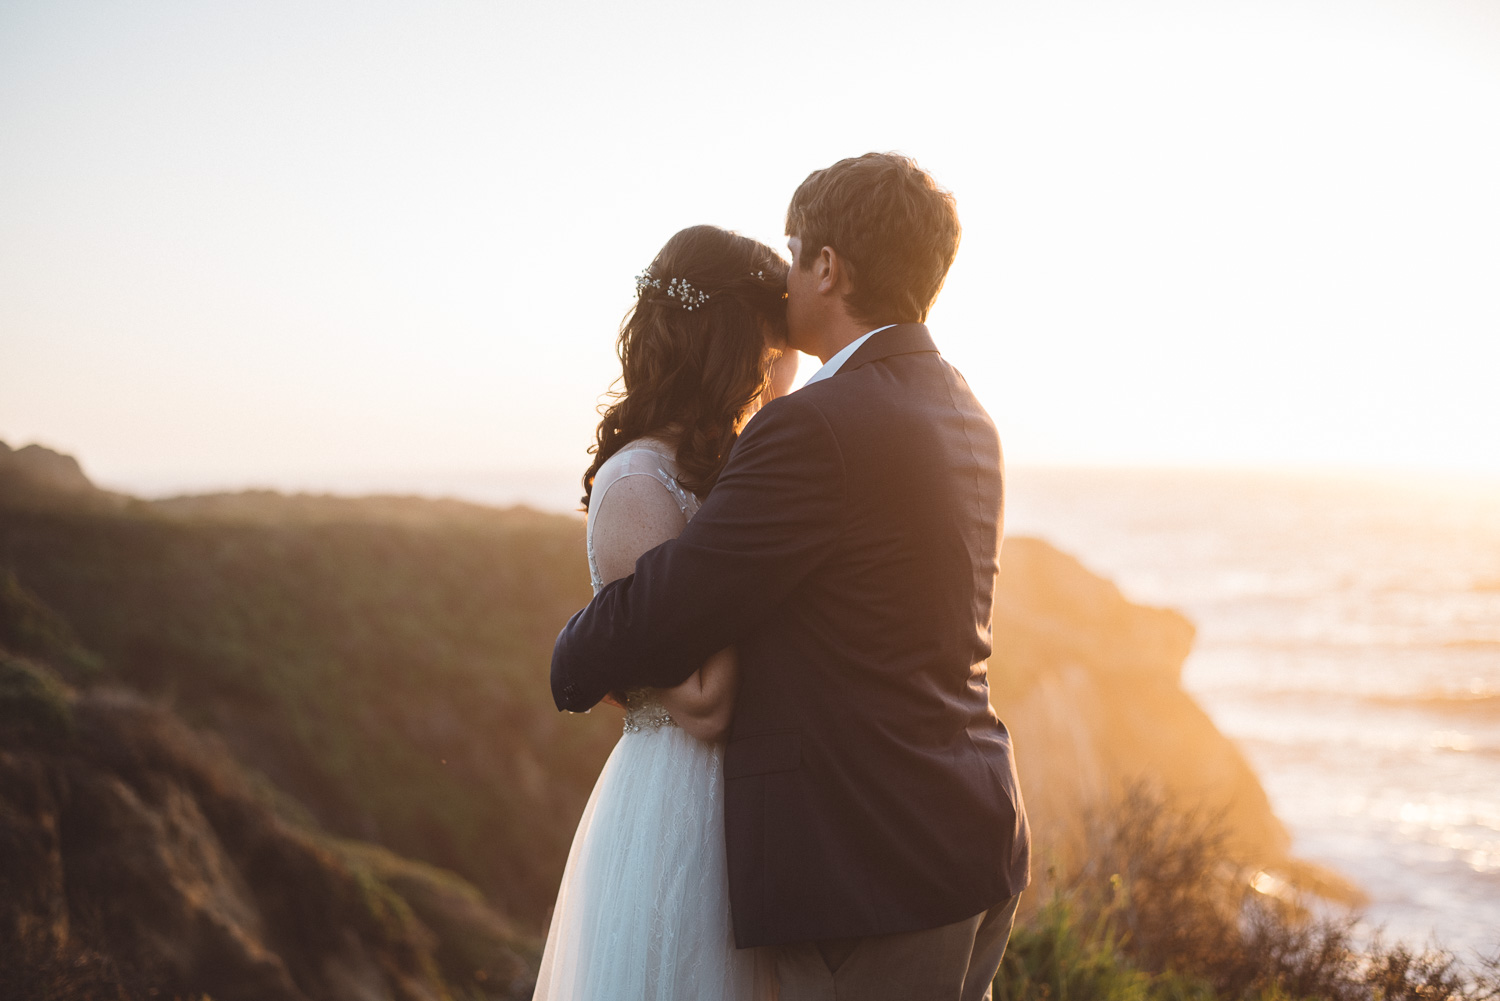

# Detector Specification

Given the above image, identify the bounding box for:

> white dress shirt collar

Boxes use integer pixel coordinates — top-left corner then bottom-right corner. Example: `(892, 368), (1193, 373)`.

(801, 325), (897, 387)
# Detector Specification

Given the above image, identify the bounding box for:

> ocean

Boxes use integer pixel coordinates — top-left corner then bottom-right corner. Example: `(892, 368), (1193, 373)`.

(1002, 467), (1500, 959)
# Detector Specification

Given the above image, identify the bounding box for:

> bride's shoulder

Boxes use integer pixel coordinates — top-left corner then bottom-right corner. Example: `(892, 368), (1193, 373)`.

(625, 433), (678, 458)
(598, 437), (675, 477)
(591, 436), (697, 521)
(592, 437), (680, 499)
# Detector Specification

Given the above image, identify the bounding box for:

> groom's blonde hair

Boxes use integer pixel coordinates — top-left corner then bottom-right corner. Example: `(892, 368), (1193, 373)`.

(786, 152), (960, 326)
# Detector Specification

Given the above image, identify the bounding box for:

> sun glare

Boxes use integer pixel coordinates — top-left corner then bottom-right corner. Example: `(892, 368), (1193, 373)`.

(0, 0), (1496, 494)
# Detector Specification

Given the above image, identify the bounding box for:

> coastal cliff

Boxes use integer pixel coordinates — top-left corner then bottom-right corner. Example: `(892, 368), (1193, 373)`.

(0, 440), (1355, 996)
(988, 538), (1350, 899)
(0, 652), (535, 1000)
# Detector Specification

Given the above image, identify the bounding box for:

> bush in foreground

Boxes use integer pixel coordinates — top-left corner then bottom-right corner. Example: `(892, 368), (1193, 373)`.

(998, 785), (1500, 1001)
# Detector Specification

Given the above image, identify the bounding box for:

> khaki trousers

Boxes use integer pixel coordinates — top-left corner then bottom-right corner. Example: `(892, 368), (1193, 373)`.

(773, 893), (1021, 1001)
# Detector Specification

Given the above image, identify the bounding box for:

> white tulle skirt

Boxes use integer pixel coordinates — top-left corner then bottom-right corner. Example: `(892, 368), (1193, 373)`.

(533, 723), (776, 1001)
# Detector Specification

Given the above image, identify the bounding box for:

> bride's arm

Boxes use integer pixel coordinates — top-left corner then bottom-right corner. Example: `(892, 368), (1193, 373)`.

(596, 476), (734, 736)
(589, 473), (688, 709)
(657, 646), (738, 742)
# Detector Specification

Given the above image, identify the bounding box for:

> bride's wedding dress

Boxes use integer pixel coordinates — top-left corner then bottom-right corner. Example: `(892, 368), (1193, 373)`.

(532, 438), (775, 1001)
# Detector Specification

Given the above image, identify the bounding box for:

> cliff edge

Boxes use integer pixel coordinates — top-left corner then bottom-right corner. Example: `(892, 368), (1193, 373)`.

(990, 537), (1361, 903)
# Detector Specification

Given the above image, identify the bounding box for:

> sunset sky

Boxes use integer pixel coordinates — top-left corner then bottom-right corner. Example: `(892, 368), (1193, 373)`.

(3, 0), (1498, 506)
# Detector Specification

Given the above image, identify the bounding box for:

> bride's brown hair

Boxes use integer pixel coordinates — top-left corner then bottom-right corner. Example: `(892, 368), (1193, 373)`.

(582, 225), (789, 510)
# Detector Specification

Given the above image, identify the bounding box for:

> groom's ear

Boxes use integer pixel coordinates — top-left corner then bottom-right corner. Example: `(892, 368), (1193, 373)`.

(816, 245), (849, 296)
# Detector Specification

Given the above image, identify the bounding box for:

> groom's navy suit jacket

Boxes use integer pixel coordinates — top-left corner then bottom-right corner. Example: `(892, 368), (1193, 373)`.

(552, 323), (1030, 948)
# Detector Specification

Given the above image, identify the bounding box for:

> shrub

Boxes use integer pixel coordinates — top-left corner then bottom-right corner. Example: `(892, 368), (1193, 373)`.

(996, 892), (1213, 1001)
(0, 653), (73, 739)
(0, 569), (102, 682)
(1003, 784), (1500, 1001)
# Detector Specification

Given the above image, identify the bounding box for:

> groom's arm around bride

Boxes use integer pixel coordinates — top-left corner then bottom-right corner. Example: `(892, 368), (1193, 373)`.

(553, 152), (1030, 1001)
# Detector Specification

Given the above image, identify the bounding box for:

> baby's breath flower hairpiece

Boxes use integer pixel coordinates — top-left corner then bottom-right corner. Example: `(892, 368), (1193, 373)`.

(634, 271), (710, 311)
(751, 269), (789, 299)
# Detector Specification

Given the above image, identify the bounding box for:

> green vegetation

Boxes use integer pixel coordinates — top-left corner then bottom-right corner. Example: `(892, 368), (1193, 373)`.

(998, 786), (1500, 1001)
(0, 651), (74, 738)
(0, 484), (616, 926)
(0, 566), (102, 680)
(0, 639), (537, 1000)
(998, 895), (1213, 1001)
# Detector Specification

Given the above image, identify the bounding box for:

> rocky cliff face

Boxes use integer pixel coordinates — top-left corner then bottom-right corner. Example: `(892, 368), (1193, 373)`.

(0, 440), (115, 504)
(0, 650), (535, 1001)
(989, 537), (1359, 903)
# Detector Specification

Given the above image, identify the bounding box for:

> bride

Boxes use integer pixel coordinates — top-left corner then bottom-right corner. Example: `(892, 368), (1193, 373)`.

(533, 225), (794, 1001)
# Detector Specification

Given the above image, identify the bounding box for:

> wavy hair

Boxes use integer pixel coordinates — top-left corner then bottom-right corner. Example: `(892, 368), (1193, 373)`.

(582, 225), (789, 510)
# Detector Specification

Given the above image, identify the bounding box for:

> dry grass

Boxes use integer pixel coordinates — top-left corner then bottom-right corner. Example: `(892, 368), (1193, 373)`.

(1000, 784), (1500, 1001)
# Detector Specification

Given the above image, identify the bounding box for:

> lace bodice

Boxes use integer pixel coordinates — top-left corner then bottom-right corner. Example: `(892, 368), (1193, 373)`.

(586, 437), (701, 591)
(586, 437), (701, 733)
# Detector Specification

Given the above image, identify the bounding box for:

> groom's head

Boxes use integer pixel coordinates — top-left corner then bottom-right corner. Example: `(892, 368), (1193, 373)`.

(785, 153), (960, 353)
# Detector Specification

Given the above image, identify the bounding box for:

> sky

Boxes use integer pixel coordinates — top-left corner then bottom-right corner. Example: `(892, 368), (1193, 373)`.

(3, 0), (1498, 507)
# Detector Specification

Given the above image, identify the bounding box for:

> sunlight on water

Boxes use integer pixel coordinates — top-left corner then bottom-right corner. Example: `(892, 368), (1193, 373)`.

(1004, 467), (1500, 958)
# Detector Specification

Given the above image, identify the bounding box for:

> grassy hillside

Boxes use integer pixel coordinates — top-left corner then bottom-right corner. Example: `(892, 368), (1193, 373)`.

(0, 469), (617, 927)
(0, 646), (536, 1000)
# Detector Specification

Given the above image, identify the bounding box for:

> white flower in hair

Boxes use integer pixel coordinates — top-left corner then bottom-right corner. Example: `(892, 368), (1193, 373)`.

(634, 270), (710, 311)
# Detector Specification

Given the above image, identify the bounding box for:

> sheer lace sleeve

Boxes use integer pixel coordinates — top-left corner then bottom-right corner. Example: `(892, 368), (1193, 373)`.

(588, 471), (689, 588)
(586, 442), (698, 592)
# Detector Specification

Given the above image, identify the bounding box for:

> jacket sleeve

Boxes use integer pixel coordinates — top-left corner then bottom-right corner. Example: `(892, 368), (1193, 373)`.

(551, 393), (846, 712)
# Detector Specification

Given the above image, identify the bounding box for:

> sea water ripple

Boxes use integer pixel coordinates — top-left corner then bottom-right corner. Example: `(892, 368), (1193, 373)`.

(1004, 468), (1500, 959)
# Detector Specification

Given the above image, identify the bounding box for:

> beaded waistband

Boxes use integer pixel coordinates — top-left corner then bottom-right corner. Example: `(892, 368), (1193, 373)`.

(622, 698), (676, 734)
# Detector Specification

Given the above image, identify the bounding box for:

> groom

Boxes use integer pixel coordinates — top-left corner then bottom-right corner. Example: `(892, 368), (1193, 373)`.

(552, 152), (1030, 1000)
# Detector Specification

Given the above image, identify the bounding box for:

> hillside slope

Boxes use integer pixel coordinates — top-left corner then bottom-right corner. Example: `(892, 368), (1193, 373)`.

(0, 642), (534, 1000)
(0, 450), (616, 926)
(0, 440), (1355, 947)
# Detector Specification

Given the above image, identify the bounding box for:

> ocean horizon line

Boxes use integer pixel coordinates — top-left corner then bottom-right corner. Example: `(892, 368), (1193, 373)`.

(73, 457), (1500, 514)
